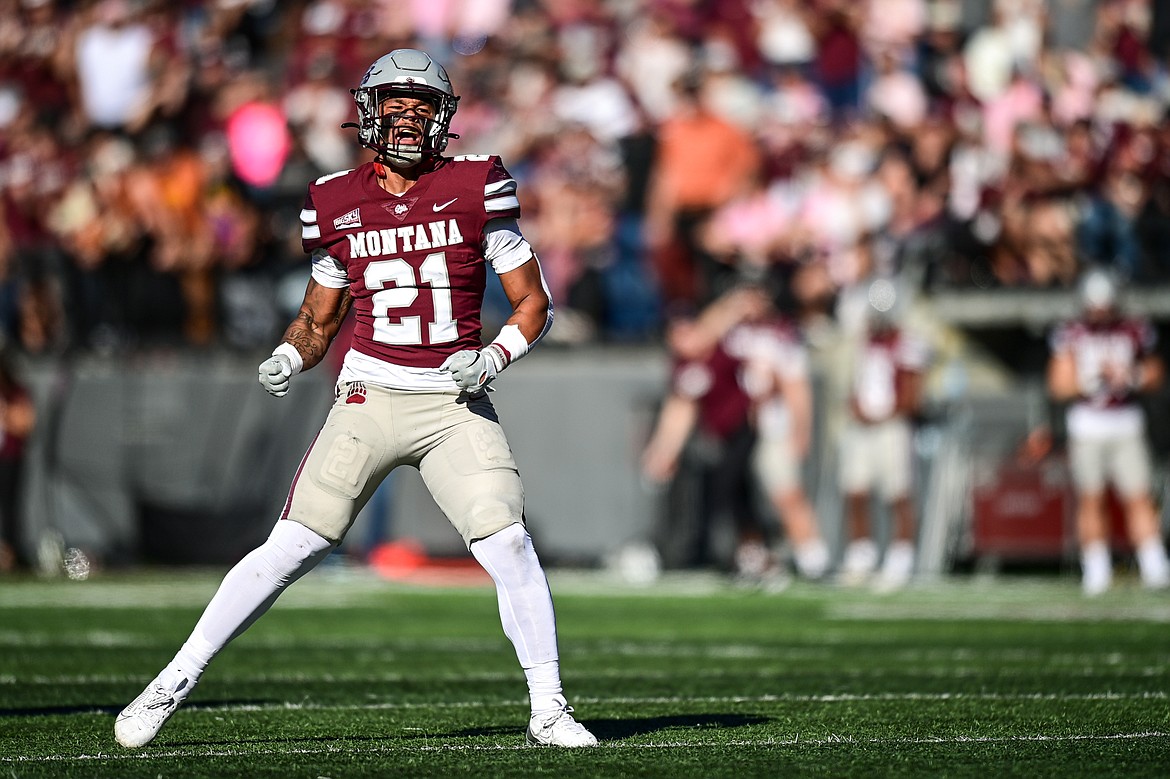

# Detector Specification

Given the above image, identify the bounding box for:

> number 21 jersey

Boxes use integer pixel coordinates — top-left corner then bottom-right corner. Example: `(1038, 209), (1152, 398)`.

(300, 155), (522, 390)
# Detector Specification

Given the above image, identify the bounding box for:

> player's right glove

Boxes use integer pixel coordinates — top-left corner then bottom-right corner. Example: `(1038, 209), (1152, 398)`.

(258, 354), (294, 397)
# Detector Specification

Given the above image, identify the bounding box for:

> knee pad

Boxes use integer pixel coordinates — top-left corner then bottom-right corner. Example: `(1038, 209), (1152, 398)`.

(262, 520), (334, 585)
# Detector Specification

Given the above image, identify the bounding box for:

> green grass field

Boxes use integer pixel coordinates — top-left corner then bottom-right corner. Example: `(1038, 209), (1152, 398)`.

(1, 567), (1168, 778)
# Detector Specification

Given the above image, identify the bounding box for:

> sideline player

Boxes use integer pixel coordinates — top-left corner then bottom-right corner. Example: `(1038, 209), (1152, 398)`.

(115, 49), (597, 748)
(837, 280), (928, 590)
(1047, 268), (1170, 595)
(748, 315), (830, 581)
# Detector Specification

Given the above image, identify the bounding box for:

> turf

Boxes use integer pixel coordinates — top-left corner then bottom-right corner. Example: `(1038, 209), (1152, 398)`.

(1, 567), (1168, 778)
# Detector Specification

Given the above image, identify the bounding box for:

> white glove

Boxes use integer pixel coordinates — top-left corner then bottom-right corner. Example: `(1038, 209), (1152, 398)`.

(440, 349), (501, 394)
(258, 354), (294, 397)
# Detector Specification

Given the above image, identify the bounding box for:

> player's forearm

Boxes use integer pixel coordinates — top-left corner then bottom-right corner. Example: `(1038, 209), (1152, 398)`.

(504, 286), (553, 346)
(1133, 357), (1164, 393)
(279, 316), (333, 373)
(1047, 372), (1081, 402)
(279, 285), (352, 373)
(641, 396), (698, 479)
(486, 259), (553, 373)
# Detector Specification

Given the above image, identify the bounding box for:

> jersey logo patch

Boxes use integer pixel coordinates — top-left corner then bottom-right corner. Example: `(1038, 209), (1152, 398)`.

(433, 197), (458, 212)
(382, 198), (418, 222)
(334, 208), (362, 230)
(345, 382), (367, 405)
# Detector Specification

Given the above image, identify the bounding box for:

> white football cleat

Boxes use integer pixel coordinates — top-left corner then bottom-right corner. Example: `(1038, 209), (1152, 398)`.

(874, 540), (916, 592)
(839, 538), (879, 586)
(793, 539), (831, 581)
(114, 674), (194, 748)
(526, 699), (599, 747)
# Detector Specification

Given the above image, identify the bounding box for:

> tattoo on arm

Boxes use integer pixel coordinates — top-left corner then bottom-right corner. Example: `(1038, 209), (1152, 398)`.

(284, 314), (326, 368)
(280, 281), (349, 372)
(335, 289), (353, 327)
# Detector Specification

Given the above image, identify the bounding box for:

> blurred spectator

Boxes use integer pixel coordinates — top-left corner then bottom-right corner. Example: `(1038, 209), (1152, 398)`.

(808, 0), (864, 120)
(992, 109), (1080, 288)
(867, 48), (928, 132)
(644, 71), (760, 308)
(529, 124), (624, 341)
(0, 0), (1168, 353)
(68, 0), (162, 133)
(1046, 268), (1170, 595)
(1077, 123), (1155, 282)
(615, 7), (692, 124)
(1135, 110), (1170, 281)
(282, 53), (354, 174)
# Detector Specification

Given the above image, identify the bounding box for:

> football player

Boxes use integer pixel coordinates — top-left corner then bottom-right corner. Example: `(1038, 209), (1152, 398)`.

(115, 49), (597, 749)
(745, 315), (830, 581)
(1047, 268), (1170, 595)
(836, 279), (928, 591)
(640, 286), (826, 582)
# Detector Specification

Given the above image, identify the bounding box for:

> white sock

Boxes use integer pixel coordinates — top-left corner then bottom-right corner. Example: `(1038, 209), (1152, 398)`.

(470, 523), (563, 714)
(524, 660), (565, 717)
(1136, 538), (1170, 588)
(1081, 540), (1112, 593)
(162, 520), (334, 687)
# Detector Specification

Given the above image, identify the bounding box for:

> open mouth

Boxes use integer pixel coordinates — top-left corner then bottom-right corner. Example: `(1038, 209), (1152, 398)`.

(390, 120), (424, 146)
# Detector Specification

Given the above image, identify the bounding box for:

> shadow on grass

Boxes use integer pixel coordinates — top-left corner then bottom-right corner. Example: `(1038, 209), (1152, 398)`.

(1, 700), (767, 749)
(449, 713), (770, 741)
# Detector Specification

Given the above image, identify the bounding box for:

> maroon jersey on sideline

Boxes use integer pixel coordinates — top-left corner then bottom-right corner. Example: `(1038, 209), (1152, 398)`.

(672, 330), (755, 442)
(302, 156), (521, 369)
(1050, 316), (1156, 409)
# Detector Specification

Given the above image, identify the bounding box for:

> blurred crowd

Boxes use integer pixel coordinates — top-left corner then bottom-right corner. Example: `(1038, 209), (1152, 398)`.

(2, 0), (1170, 356)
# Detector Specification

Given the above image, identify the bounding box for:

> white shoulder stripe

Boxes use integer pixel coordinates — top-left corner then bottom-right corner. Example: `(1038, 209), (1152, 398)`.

(302, 224), (322, 240)
(484, 178), (517, 196)
(485, 194), (520, 212)
(300, 208), (317, 224)
(314, 168), (353, 185)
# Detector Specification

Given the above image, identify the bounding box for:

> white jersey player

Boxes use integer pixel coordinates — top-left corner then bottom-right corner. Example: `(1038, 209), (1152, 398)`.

(837, 282), (929, 589)
(1048, 268), (1170, 595)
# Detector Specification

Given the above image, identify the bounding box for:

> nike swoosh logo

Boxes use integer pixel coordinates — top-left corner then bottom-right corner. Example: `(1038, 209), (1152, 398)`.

(433, 198), (458, 212)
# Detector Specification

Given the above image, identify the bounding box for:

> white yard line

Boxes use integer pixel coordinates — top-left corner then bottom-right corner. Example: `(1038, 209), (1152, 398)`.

(5, 664), (1168, 686)
(1, 690), (1165, 711)
(3, 731), (1168, 763)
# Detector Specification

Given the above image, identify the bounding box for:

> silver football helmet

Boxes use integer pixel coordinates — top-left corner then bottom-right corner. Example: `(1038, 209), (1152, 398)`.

(347, 49), (459, 167)
(1078, 267), (1120, 313)
(865, 277), (901, 331)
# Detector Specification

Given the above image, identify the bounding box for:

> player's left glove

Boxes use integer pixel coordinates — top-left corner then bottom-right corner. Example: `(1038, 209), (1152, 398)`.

(440, 348), (504, 394)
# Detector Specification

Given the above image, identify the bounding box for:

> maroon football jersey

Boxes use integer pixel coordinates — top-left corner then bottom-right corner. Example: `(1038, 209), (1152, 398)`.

(1050, 316), (1156, 408)
(671, 333), (753, 442)
(301, 156), (521, 369)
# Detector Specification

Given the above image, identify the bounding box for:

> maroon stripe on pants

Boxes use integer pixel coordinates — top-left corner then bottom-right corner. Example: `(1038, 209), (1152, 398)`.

(279, 431), (322, 521)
